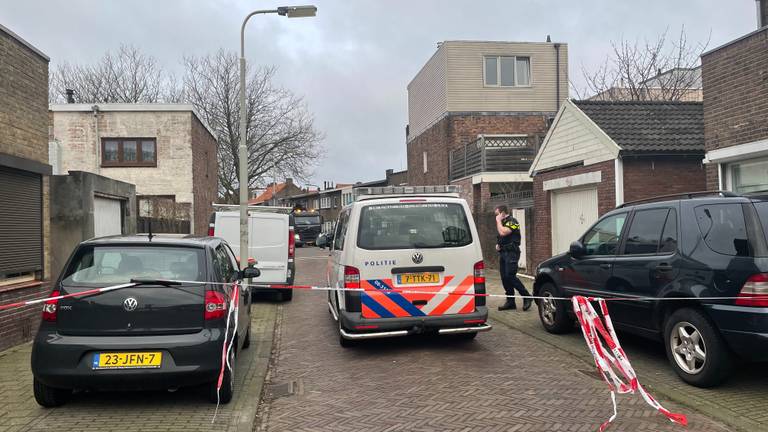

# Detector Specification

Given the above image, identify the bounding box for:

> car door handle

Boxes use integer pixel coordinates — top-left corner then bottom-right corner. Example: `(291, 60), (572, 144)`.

(655, 263), (674, 272)
(600, 263), (612, 269)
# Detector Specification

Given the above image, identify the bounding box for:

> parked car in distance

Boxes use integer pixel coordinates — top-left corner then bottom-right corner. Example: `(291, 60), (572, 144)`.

(31, 235), (257, 407)
(324, 185), (491, 347)
(209, 205), (295, 301)
(316, 232), (330, 249)
(533, 192), (768, 387)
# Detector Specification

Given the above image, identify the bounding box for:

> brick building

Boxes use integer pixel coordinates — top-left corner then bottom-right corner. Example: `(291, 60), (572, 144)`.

(529, 100), (706, 269)
(701, 8), (768, 193)
(406, 40), (568, 267)
(0, 24), (52, 351)
(49, 104), (218, 235)
(249, 178), (304, 206)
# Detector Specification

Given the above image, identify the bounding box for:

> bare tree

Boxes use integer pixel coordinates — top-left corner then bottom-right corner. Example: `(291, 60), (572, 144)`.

(49, 45), (173, 103)
(574, 28), (709, 101)
(181, 50), (323, 203)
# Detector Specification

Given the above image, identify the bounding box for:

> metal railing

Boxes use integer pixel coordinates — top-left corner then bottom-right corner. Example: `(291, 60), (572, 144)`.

(449, 135), (537, 181)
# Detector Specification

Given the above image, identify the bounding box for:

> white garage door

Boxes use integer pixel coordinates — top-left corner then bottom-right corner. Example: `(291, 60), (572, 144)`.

(94, 197), (123, 238)
(551, 187), (598, 255)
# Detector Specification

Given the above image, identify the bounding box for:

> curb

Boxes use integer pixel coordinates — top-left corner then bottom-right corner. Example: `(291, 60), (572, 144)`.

(489, 309), (763, 432)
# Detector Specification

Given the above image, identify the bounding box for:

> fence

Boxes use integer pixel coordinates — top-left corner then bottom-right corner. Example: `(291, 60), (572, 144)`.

(449, 135), (537, 181)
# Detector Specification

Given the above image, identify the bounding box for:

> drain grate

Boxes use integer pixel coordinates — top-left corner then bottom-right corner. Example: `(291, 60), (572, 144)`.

(269, 381), (297, 400)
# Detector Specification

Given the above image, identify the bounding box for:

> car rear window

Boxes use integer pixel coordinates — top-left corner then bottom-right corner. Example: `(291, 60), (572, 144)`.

(694, 204), (750, 256)
(61, 246), (205, 286)
(357, 202), (472, 250)
(755, 202), (768, 240)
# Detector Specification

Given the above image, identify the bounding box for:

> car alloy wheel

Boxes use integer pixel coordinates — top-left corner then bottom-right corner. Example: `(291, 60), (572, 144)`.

(669, 321), (707, 375)
(540, 293), (557, 326)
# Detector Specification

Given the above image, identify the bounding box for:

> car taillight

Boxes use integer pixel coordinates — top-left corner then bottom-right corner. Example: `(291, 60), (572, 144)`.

(208, 223), (215, 237)
(42, 290), (60, 322)
(204, 290), (228, 320)
(344, 266), (361, 289)
(735, 273), (768, 307)
(288, 229), (295, 258)
(474, 261), (485, 285)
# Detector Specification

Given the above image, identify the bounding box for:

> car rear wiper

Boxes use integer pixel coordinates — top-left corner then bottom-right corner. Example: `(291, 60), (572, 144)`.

(130, 278), (183, 287)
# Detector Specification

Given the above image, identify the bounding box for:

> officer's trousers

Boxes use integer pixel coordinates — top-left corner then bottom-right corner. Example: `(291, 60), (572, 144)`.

(499, 251), (530, 305)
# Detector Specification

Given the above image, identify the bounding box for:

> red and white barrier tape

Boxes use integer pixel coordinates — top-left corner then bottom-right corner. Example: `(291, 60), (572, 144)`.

(0, 282), (138, 312)
(572, 295), (687, 431)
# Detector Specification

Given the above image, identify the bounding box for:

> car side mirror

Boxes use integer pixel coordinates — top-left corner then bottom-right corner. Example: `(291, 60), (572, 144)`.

(316, 234), (328, 248)
(241, 266), (260, 279)
(569, 241), (586, 258)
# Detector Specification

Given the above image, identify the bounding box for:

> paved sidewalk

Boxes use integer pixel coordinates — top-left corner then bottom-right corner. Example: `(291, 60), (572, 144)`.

(487, 273), (768, 432)
(0, 301), (276, 432)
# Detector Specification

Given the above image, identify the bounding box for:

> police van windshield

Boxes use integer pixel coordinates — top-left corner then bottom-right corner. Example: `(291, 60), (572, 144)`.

(357, 202), (472, 250)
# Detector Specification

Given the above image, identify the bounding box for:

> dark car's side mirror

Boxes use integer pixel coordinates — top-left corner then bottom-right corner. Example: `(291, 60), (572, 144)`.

(241, 266), (260, 279)
(569, 241), (586, 258)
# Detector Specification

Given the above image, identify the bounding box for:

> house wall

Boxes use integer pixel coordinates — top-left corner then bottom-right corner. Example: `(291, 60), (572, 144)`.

(407, 46), (447, 141)
(190, 115), (218, 235)
(622, 157), (706, 203)
(0, 25), (51, 351)
(701, 27), (768, 188)
(532, 161), (616, 270)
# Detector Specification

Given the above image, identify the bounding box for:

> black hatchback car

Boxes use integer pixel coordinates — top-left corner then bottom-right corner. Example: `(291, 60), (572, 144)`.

(533, 192), (768, 387)
(31, 235), (258, 407)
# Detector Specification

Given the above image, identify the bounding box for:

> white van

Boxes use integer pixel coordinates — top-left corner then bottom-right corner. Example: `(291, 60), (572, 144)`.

(209, 206), (295, 301)
(319, 186), (491, 346)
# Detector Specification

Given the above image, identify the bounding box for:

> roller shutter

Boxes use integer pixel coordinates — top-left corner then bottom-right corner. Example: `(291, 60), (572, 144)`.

(0, 166), (42, 277)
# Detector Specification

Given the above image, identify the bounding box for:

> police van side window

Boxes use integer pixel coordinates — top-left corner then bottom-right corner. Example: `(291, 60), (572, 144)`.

(333, 211), (348, 251)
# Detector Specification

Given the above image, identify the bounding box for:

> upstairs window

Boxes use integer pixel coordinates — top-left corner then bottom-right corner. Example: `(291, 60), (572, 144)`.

(102, 138), (157, 167)
(484, 56), (531, 87)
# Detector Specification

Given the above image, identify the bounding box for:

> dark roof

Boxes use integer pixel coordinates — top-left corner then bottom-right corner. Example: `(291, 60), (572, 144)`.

(573, 100), (704, 154)
(83, 235), (215, 247)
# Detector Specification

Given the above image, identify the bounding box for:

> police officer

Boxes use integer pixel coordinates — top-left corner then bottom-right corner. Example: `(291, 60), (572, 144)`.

(494, 205), (532, 311)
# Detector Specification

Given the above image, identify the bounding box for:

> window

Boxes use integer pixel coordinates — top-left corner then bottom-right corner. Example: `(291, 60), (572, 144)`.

(334, 211), (349, 251)
(582, 213), (627, 256)
(423, 152), (428, 173)
(728, 157), (768, 194)
(101, 138), (157, 167)
(755, 202), (768, 243)
(695, 204), (749, 256)
(484, 56), (531, 87)
(214, 245), (237, 282)
(320, 196), (331, 209)
(357, 203), (472, 250)
(622, 209), (671, 255)
(342, 191), (354, 206)
(659, 210), (678, 254)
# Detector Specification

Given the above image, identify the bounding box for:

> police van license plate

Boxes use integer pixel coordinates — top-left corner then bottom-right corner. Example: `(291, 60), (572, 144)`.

(397, 272), (439, 285)
(92, 352), (162, 370)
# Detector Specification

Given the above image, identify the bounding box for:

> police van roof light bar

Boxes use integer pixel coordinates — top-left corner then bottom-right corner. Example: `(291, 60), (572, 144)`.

(354, 185), (461, 200)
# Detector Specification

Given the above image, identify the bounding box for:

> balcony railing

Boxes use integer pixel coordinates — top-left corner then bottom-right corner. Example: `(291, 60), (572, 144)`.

(449, 135), (537, 181)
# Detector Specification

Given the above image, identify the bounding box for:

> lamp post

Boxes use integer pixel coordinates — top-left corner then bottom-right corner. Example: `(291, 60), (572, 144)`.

(238, 5), (317, 269)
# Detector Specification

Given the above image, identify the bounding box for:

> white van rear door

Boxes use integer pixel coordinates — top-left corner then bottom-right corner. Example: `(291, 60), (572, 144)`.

(215, 212), (289, 283)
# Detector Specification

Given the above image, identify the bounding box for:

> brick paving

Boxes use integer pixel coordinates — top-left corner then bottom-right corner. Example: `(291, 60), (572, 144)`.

(0, 301), (276, 432)
(487, 272), (768, 432)
(255, 248), (730, 431)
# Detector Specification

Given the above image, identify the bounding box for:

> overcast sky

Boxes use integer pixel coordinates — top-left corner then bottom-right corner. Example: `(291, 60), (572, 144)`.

(2, 0), (759, 186)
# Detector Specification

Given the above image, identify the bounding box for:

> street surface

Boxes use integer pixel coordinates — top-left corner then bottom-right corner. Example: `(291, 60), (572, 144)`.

(255, 247), (731, 432)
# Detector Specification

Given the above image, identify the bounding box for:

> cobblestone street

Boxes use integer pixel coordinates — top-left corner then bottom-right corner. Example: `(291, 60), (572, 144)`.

(255, 248), (732, 432)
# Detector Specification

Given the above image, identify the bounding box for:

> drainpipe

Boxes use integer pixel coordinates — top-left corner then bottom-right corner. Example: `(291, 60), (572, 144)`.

(554, 43), (561, 111)
(92, 105), (100, 174)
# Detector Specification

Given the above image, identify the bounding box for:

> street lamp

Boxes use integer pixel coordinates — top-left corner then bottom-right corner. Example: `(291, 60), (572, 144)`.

(238, 5), (317, 269)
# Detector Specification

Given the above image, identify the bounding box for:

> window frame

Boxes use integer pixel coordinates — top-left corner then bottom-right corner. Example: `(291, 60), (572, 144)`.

(619, 208), (677, 257)
(483, 55), (532, 88)
(101, 137), (157, 167)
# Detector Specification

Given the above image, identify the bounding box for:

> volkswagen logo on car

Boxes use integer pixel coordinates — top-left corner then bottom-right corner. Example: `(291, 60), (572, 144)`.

(411, 252), (424, 264)
(123, 297), (138, 312)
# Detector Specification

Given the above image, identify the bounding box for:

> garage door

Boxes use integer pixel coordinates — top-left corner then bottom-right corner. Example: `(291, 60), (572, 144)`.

(0, 167), (42, 277)
(94, 197), (123, 238)
(551, 187), (598, 255)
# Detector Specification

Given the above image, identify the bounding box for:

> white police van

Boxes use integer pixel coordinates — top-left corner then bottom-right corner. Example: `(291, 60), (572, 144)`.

(319, 186), (491, 347)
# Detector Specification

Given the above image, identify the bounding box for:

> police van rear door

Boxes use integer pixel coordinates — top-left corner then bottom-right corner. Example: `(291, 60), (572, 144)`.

(354, 197), (480, 319)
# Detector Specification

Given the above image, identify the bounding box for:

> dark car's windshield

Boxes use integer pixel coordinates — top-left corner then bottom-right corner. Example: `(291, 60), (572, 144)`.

(357, 202), (472, 250)
(61, 246), (205, 286)
(295, 216), (321, 225)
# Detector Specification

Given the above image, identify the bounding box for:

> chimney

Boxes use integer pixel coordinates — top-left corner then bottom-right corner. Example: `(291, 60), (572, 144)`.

(386, 169), (393, 178)
(546, 34), (551, 43)
(759, 0), (768, 28)
(65, 89), (75, 103)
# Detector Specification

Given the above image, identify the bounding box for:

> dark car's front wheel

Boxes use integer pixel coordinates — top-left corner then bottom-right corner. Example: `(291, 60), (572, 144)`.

(664, 308), (733, 387)
(536, 282), (573, 334)
(34, 378), (70, 407)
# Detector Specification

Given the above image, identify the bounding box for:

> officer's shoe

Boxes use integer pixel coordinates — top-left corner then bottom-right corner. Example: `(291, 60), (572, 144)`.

(498, 301), (517, 311)
(522, 298), (533, 311)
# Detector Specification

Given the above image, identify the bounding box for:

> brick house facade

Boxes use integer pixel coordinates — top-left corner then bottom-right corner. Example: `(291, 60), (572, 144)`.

(529, 100), (706, 269)
(701, 23), (768, 193)
(0, 24), (52, 351)
(50, 104), (218, 235)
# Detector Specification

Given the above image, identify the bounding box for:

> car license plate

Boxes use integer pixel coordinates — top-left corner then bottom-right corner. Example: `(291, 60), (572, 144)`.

(397, 272), (439, 285)
(92, 352), (162, 370)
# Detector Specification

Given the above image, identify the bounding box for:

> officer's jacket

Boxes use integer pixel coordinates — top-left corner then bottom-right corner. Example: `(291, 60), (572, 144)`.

(497, 216), (521, 253)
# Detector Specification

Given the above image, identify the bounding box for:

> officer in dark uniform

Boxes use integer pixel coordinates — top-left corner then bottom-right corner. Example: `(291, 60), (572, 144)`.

(494, 205), (532, 311)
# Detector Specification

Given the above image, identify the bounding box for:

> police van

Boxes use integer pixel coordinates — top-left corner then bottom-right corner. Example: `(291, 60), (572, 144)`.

(318, 186), (491, 347)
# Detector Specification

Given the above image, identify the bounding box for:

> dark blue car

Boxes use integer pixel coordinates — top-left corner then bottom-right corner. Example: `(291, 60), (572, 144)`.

(533, 192), (768, 387)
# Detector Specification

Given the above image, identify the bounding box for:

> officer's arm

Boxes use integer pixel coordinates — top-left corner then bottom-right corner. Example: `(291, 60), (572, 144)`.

(496, 218), (512, 236)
